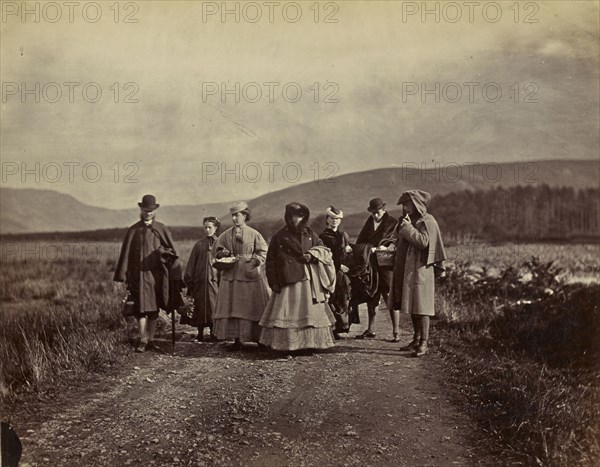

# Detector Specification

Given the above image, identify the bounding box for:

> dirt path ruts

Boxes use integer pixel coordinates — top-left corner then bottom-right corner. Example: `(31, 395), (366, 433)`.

(13, 310), (481, 466)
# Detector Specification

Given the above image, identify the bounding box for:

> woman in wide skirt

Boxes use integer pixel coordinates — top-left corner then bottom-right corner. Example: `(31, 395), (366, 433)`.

(260, 202), (336, 351)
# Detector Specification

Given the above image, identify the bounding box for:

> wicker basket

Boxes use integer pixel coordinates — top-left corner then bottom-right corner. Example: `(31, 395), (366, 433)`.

(375, 249), (395, 270)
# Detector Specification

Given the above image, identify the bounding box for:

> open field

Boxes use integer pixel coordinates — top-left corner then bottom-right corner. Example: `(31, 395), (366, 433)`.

(2, 238), (599, 270)
(1, 240), (599, 465)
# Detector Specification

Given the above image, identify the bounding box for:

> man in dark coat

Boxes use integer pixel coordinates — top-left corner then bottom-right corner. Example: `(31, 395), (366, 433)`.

(354, 197), (398, 340)
(114, 194), (177, 352)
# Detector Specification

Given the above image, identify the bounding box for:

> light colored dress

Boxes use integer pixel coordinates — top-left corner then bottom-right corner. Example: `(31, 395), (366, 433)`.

(260, 246), (336, 351)
(211, 226), (270, 342)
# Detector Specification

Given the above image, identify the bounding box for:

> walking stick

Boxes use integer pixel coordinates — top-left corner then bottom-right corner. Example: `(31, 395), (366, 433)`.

(172, 305), (176, 354)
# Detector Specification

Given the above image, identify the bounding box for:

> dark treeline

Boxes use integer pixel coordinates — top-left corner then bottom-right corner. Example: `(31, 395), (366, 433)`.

(429, 185), (600, 242)
(2, 185), (598, 244)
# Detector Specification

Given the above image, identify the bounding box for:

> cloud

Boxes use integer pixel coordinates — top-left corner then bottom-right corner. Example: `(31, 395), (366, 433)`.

(1, 1), (598, 208)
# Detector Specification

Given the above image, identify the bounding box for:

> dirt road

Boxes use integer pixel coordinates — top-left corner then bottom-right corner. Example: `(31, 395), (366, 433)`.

(13, 310), (483, 466)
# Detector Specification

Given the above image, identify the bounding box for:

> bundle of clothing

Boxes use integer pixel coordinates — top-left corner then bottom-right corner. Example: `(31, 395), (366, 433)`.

(346, 243), (380, 323)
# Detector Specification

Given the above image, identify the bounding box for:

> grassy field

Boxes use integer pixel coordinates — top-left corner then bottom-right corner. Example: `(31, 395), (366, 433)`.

(1, 239), (598, 464)
(434, 245), (600, 465)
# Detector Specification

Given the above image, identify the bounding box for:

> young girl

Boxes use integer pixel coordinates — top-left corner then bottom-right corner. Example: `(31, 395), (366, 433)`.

(387, 190), (446, 357)
(184, 217), (220, 342)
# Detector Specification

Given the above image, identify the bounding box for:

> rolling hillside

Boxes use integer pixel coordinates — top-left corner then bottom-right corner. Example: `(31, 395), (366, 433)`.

(1, 159), (598, 234)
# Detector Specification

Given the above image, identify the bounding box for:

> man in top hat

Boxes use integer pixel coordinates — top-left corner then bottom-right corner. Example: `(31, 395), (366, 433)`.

(354, 197), (398, 340)
(114, 194), (178, 352)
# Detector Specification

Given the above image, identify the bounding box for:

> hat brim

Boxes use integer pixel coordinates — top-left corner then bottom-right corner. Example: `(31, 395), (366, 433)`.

(368, 205), (384, 212)
(139, 203), (160, 209)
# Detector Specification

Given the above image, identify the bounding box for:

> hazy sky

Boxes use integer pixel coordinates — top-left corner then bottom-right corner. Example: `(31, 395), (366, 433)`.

(1, 0), (598, 208)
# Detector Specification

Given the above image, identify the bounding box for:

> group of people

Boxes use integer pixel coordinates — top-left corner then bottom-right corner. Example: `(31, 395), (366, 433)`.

(113, 190), (447, 357)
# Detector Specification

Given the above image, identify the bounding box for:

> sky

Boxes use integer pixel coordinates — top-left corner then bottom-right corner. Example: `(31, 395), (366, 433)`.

(1, 0), (598, 208)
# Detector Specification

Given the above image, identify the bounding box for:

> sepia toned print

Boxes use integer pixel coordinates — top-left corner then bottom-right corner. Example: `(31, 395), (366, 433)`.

(1, 1), (598, 466)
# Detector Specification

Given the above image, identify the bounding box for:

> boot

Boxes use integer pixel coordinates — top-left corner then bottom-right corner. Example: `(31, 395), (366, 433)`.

(400, 337), (420, 351)
(414, 340), (428, 357)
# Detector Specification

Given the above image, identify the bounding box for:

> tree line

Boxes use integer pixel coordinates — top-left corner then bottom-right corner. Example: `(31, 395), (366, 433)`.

(2, 185), (598, 243)
(429, 185), (600, 242)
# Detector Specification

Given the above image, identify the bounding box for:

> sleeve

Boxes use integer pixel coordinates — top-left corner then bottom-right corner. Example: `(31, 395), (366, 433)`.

(252, 231), (268, 265)
(381, 218), (399, 244)
(398, 220), (429, 249)
(356, 220), (369, 244)
(384, 224), (400, 246)
(113, 228), (132, 282)
(163, 225), (177, 255)
(184, 243), (198, 286)
(212, 230), (229, 259)
(265, 235), (280, 289)
(312, 231), (324, 247)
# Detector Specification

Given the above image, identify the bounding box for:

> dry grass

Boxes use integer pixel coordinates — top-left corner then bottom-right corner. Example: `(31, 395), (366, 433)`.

(0, 240), (200, 405)
(445, 242), (600, 275)
(433, 257), (600, 465)
(1, 239), (599, 466)
(0, 246), (127, 405)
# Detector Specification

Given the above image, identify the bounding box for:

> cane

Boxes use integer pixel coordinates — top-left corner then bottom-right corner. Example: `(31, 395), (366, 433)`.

(172, 305), (176, 354)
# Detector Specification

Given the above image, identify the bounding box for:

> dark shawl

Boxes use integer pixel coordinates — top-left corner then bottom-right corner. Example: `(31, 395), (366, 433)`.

(113, 220), (177, 313)
(265, 203), (323, 291)
(319, 227), (350, 272)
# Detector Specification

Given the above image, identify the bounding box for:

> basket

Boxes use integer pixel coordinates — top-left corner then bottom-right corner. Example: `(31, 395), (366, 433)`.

(213, 256), (237, 271)
(121, 291), (137, 317)
(374, 239), (395, 270)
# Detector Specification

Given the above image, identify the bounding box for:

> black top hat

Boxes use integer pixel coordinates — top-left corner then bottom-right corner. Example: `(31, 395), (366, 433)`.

(138, 194), (160, 209)
(367, 197), (385, 213)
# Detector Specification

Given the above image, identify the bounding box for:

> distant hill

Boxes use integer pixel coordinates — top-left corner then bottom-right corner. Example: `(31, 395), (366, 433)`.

(1, 160), (598, 234)
(0, 188), (231, 234)
(0, 189), (133, 234)
(245, 159), (600, 222)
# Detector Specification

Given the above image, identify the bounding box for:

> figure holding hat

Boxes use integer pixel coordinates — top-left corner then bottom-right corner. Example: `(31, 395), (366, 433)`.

(114, 194), (178, 353)
(319, 206), (353, 339)
(211, 202), (270, 351)
(386, 190), (447, 357)
(353, 197), (398, 340)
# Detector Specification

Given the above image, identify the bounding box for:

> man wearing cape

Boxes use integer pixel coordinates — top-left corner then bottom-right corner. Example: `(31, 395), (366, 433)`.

(113, 194), (178, 353)
(387, 190), (447, 357)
